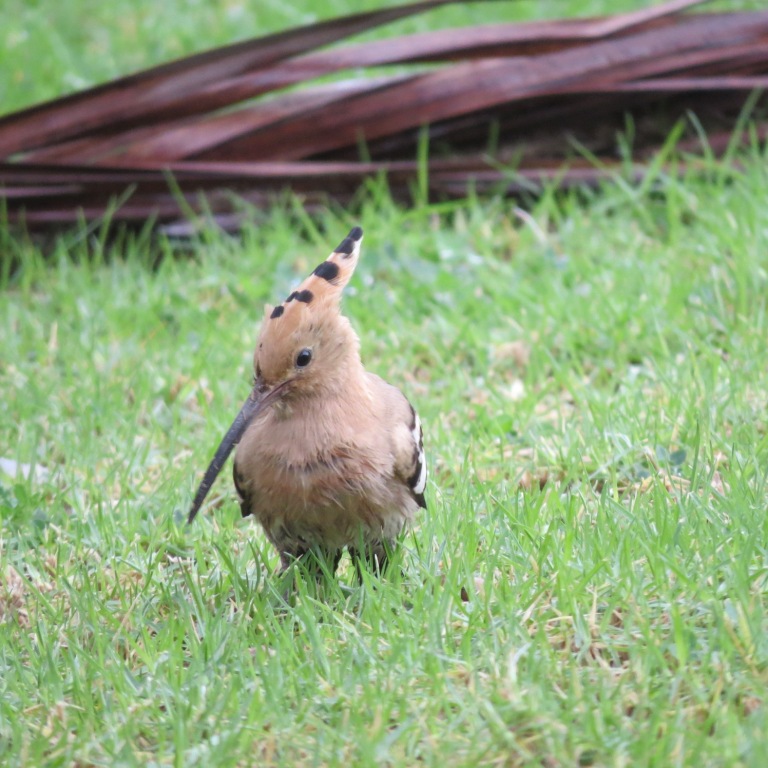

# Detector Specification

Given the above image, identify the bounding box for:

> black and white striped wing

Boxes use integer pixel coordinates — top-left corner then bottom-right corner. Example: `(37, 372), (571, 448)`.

(406, 407), (427, 509)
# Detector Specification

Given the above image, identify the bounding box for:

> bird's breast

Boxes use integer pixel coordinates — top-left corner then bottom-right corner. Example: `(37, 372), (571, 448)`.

(233, 407), (409, 550)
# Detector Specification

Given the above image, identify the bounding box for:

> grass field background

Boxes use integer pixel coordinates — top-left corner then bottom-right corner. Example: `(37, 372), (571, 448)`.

(2, 1), (768, 766)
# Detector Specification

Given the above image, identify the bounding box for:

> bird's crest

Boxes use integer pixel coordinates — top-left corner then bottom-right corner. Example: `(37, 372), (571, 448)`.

(263, 226), (362, 325)
(255, 226), (364, 387)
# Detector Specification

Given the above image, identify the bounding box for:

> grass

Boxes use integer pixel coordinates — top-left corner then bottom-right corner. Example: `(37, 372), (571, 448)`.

(2, 1), (768, 766)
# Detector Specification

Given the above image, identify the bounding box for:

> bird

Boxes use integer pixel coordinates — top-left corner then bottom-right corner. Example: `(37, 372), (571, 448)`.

(187, 226), (426, 577)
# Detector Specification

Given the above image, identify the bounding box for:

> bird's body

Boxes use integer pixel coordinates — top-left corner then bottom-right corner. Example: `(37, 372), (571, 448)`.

(234, 371), (424, 568)
(187, 227), (426, 575)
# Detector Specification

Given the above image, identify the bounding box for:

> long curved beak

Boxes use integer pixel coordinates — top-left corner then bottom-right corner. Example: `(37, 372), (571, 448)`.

(186, 387), (267, 524)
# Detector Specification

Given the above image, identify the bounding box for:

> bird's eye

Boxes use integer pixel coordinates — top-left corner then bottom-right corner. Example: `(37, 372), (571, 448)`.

(296, 348), (313, 368)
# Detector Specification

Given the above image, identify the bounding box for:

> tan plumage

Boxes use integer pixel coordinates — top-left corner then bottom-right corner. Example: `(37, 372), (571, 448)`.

(188, 227), (426, 575)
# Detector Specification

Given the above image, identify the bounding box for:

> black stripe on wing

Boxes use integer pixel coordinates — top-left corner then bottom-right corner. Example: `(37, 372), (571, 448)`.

(406, 405), (427, 510)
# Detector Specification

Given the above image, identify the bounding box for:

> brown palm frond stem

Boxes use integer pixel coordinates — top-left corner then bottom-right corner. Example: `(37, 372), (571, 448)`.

(1, 0), (766, 235)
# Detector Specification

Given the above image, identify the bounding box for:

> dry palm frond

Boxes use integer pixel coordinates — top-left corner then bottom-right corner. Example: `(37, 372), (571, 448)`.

(1, 0), (767, 234)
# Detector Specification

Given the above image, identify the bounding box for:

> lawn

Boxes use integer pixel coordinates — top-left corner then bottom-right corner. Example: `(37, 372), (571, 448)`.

(2, 1), (768, 766)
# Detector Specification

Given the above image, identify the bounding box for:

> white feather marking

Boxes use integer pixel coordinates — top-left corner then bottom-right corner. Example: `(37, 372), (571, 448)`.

(411, 413), (427, 495)
(411, 413), (422, 447)
(413, 453), (427, 495)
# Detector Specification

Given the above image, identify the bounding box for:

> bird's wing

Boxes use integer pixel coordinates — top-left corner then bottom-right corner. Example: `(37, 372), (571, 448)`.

(402, 401), (427, 510)
(368, 373), (427, 510)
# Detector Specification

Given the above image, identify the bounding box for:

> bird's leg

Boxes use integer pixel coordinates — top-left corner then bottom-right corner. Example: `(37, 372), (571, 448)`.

(279, 549), (307, 573)
(276, 547), (345, 605)
(279, 547), (343, 580)
(349, 540), (393, 580)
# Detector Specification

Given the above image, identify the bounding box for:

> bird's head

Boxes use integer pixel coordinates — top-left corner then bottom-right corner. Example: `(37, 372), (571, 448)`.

(254, 225), (363, 403)
(187, 226), (365, 523)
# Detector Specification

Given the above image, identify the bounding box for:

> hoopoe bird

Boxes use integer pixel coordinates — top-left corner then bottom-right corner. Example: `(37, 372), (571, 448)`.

(187, 227), (426, 575)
